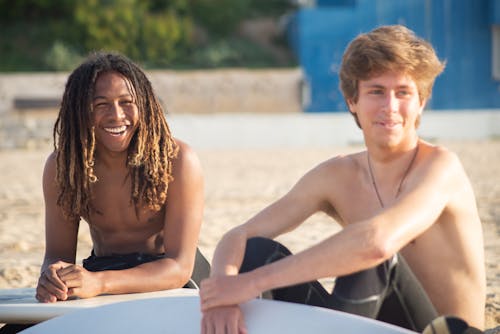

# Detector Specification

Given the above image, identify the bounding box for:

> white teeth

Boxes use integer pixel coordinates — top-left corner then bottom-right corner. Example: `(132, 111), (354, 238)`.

(104, 126), (127, 133)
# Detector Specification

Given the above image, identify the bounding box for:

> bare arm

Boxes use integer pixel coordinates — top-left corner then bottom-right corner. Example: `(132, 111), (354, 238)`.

(210, 160), (328, 277)
(201, 159), (330, 333)
(36, 152), (80, 302)
(201, 147), (460, 309)
(93, 140), (204, 295)
(55, 140), (205, 298)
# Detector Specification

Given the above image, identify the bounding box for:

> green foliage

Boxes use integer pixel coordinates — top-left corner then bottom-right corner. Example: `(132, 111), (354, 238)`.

(190, 38), (279, 68)
(74, 0), (145, 59)
(43, 41), (83, 71)
(142, 12), (194, 66)
(247, 0), (296, 17)
(191, 0), (251, 36)
(0, 0), (74, 21)
(73, 0), (194, 65)
(0, 0), (295, 71)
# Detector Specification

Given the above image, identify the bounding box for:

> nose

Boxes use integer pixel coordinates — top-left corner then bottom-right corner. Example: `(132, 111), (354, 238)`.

(382, 91), (398, 113)
(109, 102), (125, 119)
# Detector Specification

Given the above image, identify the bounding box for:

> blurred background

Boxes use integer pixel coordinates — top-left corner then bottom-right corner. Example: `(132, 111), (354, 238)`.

(0, 0), (297, 71)
(0, 0), (499, 150)
(0, 1), (499, 330)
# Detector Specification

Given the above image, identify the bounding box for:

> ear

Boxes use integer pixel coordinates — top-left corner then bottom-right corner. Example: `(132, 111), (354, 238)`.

(346, 99), (357, 114)
(419, 97), (427, 110)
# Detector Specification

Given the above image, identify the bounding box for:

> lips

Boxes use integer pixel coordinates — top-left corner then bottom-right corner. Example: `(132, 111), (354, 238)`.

(377, 120), (401, 128)
(104, 125), (128, 135)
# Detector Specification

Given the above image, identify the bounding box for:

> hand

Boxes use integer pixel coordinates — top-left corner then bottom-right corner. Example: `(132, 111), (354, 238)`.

(201, 305), (247, 334)
(200, 273), (259, 311)
(36, 261), (71, 303)
(56, 264), (103, 299)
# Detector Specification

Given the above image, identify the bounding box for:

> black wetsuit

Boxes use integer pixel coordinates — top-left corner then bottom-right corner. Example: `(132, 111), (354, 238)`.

(240, 237), (437, 332)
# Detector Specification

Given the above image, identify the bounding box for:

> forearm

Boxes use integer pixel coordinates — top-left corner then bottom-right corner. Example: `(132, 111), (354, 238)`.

(211, 227), (249, 277)
(250, 224), (386, 294)
(99, 257), (190, 295)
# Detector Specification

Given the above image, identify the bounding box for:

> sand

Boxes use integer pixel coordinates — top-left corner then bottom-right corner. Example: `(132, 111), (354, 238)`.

(0, 139), (498, 330)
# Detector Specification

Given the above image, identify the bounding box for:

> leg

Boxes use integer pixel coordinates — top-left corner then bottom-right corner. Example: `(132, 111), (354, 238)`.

(377, 254), (437, 332)
(328, 253), (437, 332)
(327, 254), (396, 318)
(240, 237), (330, 306)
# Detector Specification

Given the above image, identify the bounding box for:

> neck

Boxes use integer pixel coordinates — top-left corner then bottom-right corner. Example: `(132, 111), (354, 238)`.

(367, 134), (419, 162)
(366, 139), (420, 208)
(95, 149), (129, 170)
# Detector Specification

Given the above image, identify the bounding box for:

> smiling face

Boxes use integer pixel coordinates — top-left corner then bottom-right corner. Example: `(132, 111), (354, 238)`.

(347, 71), (425, 150)
(92, 71), (139, 157)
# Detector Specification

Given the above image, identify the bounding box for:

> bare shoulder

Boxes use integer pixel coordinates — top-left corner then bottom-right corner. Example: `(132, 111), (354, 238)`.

(295, 150), (365, 194)
(419, 140), (457, 159)
(171, 138), (203, 179)
(418, 141), (465, 176)
(311, 150), (365, 179)
(44, 151), (57, 170)
(42, 151), (57, 185)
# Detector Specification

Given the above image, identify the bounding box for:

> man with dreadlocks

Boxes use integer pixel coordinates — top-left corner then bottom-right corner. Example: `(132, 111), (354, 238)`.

(35, 52), (209, 303)
(199, 25), (485, 334)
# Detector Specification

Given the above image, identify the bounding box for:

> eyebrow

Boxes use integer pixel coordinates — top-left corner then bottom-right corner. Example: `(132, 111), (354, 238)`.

(361, 83), (413, 90)
(92, 94), (134, 101)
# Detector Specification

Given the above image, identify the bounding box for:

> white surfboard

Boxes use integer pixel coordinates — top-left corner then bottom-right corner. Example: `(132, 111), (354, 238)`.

(0, 287), (198, 324)
(16, 293), (417, 334)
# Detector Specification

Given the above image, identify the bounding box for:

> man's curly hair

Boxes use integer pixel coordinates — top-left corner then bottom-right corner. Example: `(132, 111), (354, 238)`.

(53, 51), (178, 221)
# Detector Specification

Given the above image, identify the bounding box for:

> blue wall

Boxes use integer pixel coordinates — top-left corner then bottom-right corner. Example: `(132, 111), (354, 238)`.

(287, 0), (500, 112)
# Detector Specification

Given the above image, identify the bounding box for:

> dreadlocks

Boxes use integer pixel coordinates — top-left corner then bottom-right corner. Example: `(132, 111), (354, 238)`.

(53, 51), (178, 221)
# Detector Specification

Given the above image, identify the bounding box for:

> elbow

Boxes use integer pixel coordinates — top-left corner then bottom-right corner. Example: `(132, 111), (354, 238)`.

(365, 225), (398, 263)
(162, 259), (194, 289)
(177, 262), (195, 288)
(368, 241), (395, 263)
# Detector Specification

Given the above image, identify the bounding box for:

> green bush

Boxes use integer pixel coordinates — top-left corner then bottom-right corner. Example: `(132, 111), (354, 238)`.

(74, 0), (145, 59)
(190, 38), (279, 68)
(74, 0), (194, 65)
(191, 0), (251, 36)
(0, 0), (295, 71)
(43, 41), (83, 71)
(141, 12), (194, 66)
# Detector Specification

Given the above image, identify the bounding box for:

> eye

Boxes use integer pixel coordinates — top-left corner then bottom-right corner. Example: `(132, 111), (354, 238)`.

(120, 99), (135, 106)
(396, 90), (411, 97)
(368, 89), (384, 95)
(93, 102), (108, 110)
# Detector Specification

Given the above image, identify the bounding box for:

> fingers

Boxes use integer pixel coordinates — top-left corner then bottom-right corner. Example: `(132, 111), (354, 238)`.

(35, 285), (58, 303)
(36, 262), (81, 302)
(37, 269), (68, 302)
(201, 306), (246, 334)
(56, 265), (91, 298)
(200, 278), (221, 310)
(57, 266), (83, 288)
(44, 264), (68, 291)
(238, 321), (248, 334)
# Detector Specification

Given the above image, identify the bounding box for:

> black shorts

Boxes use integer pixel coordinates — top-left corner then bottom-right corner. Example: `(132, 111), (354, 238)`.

(83, 248), (210, 289)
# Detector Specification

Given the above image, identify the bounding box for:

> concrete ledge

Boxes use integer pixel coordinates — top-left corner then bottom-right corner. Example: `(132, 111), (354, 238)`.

(167, 110), (500, 149)
(13, 97), (61, 111)
(0, 109), (498, 150)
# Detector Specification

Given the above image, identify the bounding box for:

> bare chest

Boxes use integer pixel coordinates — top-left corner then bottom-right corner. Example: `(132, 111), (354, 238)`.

(85, 177), (165, 254)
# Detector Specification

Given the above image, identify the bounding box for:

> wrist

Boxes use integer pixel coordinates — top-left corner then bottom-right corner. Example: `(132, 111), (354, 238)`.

(211, 264), (239, 277)
(245, 269), (267, 297)
(95, 271), (107, 295)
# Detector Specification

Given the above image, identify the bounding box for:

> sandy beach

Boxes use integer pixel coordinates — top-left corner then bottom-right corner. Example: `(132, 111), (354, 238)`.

(0, 139), (498, 330)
